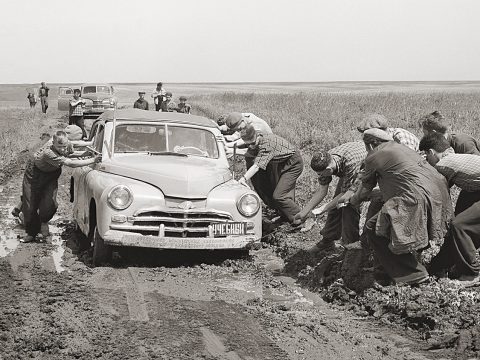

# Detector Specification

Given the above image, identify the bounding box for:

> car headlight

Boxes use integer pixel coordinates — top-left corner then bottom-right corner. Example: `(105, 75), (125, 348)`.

(107, 185), (133, 210)
(236, 193), (260, 217)
(102, 98), (115, 105)
(84, 99), (93, 106)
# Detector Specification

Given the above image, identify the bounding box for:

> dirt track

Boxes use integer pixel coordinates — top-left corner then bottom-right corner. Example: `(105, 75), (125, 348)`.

(0, 111), (457, 360)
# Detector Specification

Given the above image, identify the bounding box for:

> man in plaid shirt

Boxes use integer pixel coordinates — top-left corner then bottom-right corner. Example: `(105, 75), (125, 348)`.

(357, 113), (419, 151)
(294, 141), (367, 247)
(420, 133), (480, 281)
(69, 89), (87, 139)
(239, 125), (303, 224)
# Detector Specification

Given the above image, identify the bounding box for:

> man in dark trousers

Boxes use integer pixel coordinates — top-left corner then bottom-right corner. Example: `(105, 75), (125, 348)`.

(22, 130), (100, 243)
(348, 129), (452, 285)
(420, 133), (480, 282)
(39, 82), (49, 114)
(69, 89), (87, 139)
(239, 125), (303, 224)
(133, 91), (149, 110)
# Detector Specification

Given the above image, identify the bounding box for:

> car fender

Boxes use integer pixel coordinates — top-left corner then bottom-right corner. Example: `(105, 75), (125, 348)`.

(207, 180), (262, 239)
(84, 171), (166, 237)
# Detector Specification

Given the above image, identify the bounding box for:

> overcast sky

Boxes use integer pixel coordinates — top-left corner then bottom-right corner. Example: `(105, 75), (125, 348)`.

(1, 0), (479, 83)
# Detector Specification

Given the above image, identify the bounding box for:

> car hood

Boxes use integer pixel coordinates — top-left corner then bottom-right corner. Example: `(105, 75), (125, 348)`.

(101, 155), (233, 198)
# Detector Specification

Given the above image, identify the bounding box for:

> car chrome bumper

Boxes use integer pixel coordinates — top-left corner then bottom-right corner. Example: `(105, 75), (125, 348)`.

(103, 230), (258, 250)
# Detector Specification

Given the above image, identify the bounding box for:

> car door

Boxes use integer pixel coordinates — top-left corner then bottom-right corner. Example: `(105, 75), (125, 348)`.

(74, 124), (104, 233)
(58, 86), (73, 111)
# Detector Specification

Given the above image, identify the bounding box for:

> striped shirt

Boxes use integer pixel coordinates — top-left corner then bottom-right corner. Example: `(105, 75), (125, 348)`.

(387, 127), (419, 152)
(435, 152), (480, 191)
(319, 141), (367, 192)
(254, 134), (296, 170)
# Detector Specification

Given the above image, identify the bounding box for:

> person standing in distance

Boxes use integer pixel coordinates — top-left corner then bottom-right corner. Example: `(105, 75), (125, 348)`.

(151, 82), (166, 112)
(39, 82), (50, 114)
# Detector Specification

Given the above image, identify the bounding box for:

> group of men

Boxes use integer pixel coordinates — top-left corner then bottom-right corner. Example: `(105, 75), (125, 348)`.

(134, 82), (191, 113)
(222, 111), (480, 285)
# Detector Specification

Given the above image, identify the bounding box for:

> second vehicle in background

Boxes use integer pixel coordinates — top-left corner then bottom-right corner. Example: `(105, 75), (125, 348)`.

(58, 84), (117, 118)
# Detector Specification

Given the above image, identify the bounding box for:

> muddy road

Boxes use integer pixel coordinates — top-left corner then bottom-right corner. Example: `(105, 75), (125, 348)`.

(0, 112), (451, 360)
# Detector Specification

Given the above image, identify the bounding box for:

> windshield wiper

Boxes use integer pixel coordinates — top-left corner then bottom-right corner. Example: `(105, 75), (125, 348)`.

(148, 151), (188, 157)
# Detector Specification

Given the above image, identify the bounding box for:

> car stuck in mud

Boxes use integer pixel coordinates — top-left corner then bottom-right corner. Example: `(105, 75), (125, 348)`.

(70, 109), (262, 265)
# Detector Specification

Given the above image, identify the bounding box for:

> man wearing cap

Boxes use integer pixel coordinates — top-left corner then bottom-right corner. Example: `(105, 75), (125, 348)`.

(347, 128), (452, 285)
(134, 92), (149, 110)
(239, 125), (303, 223)
(38, 82), (50, 114)
(21, 130), (101, 243)
(177, 96), (191, 114)
(419, 111), (480, 155)
(420, 133), (480, 282)
(151, 82), (167, 111)
(357, 113), (419, 151)
(163, 92), (177, 112)
(224, 112), (274, 206)
(69, 89), (87, 139)
(293, 141), (367, 246)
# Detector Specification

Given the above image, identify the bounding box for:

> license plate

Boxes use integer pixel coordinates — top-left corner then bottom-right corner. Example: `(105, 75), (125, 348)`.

(213, 222), (246, 237)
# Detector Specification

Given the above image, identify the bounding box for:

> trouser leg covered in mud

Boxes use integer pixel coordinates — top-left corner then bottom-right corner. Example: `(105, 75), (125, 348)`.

(366, 212), (428, 284)
(22, 163), (61, 236)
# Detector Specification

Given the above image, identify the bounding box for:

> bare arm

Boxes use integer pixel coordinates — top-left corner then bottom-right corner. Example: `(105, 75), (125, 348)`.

(243, 163), (259, 181)
(295, 184), (329, 221)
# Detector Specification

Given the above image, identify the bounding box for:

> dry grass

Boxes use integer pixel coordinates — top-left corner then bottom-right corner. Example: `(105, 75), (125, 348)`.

(0, 107), (59, 177)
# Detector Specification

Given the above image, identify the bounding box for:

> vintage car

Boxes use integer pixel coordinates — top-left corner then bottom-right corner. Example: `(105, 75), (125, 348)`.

(71, 109), (262, 265)
(58, 83), (117, 118)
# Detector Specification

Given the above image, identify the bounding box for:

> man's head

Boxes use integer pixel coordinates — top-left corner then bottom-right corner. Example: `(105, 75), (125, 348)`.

(362, 128), (393, 151)
(73, 88), (81, 99)
(419, 111), (448, 136)
(419, 132), (451, 166)
(64, 125), (83, 141)
(310, 151), (335, 178)
(357, 113), (389, 133)
(240, 124), (257, 145)
(179, 95), (187, 104)
(156, 82), (163, 89)
(225, 112), (246, 131)
(165, 91), (172, 100)
(41, 82), (45, 86)
(52, 131), (70, 155)
(138, 91), (145, 99)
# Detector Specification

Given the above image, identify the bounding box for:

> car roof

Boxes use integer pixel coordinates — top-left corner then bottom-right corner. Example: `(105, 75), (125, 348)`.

(81, 83), (112, 87)
(99, 109), (217, 128)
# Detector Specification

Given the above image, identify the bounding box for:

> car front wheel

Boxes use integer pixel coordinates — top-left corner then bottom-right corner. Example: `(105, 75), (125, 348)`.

(92, 226), (112, 266)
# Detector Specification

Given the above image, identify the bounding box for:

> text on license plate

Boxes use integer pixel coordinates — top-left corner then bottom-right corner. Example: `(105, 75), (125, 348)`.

(213, 222), (246, 236)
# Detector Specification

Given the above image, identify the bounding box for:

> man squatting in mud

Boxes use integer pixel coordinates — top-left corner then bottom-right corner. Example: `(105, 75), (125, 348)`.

(21, 127), (100, 243)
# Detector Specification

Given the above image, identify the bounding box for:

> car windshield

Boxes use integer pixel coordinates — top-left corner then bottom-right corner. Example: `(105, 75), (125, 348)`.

(82, 86), (111, 94)
(114, 124), (219, 158)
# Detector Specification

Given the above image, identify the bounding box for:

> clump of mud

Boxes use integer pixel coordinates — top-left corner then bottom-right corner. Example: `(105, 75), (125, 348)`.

(269, 223), (480, 358)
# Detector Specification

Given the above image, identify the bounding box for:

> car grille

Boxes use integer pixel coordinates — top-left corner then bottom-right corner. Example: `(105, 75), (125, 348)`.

(112, 209), (233, 238)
